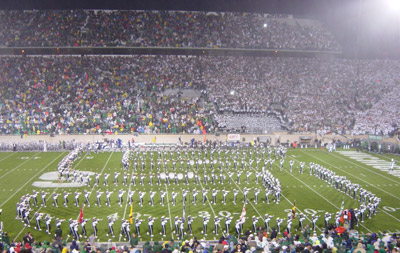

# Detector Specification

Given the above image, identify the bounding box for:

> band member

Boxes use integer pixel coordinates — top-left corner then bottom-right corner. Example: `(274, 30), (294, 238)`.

(147, 216), (155, 237)
(224, 216), (232, 234)
(298, 213), (305, 231)
(187, 216), (194, 236)
(135, 218), (143, 238)
(53, 193), (60, 207)
(107, 218), (115, 237)
(201, 216), (209, 236)
(160, 216), (168, 237)
(92, 217), (100, 238)
(214, 216), (221, 235)
(84, 190), (90, 207)
(106, 191), (113, 207)
(34, 213), (43, 231)
(63, 191), (70, 207)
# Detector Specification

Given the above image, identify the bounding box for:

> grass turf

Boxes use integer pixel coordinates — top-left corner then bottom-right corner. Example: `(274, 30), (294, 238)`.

(1, 147), (400, 243)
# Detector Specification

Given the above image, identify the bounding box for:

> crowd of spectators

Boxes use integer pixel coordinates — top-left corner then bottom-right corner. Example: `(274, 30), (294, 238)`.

(214, 114), (281, 133)
(1, 227), (400, 253)
(0, 10), (341, 51)
(0, 55), (399, 136)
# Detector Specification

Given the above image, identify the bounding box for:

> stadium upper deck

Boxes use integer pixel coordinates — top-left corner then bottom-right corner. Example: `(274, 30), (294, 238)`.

(0, 10), (340, 51)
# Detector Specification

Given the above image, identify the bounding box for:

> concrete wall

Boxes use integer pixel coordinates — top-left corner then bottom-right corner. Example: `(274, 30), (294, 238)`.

(1, 132), (392, 145)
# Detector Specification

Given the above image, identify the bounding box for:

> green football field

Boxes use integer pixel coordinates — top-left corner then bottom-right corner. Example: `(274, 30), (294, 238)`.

(1, 147), (400, 244)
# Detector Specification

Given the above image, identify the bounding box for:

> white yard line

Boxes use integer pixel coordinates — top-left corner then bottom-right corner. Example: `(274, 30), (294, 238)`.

(246, 164), (322, 232)
(161, 151), (174, 240)
(186, 152), (226, 238)
(280, 159), (373, 233)
(0, 152), (40, 180)
(290, 152), (400, 229)
(0, 152), (16, 162)
(378, 210), (400, 224)
(194, 167), (226, 238)
(13, 151), (89, 240)
(89, 152), (114, 195)
(330, 152), (400, 184)
(1, 152), (66, 208)
(119, 161), (134, 241)
(372, 152), (400, 164)
(300, 151), (400, 201)
(220, 166), (264, 221)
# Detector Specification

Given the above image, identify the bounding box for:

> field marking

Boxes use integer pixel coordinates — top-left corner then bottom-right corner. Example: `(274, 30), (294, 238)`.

(0, 152), (66, 208)
(0, 152), (40, 180)
(285, 156), (373, 233)
(88, 152), (114, 195)
(161, 151), (174, 240)
(185, 152), (226, 238)
(295, 151), (400, 226)
(13, 152), (90, 241)
(220, 166), (264, 223)
(301, 151), (400, 201)
(375, 208), (400, 225)
(331, 152), (400, 184)
(193, 168), (226, 238)
(280, 194), (322, 232)
(372, 152), (400, 164)
(245, 163), (322, 232)
(0, 152), (16, 162)
(119, 160), (135, 241)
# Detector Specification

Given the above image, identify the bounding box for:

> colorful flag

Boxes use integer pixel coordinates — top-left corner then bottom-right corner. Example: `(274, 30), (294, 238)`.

(129, 204), (134, 224)
(292, 201), (296, 220)
(240, 203), (246, 223)
(79, 205), (84, 223)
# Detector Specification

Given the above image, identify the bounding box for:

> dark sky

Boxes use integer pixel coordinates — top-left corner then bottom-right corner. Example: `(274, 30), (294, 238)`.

(1, 0), (399, 58)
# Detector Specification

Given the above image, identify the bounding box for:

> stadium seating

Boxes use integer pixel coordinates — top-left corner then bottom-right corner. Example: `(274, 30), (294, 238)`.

(1, 55), (399, 136)
(0, 10), (341, 51)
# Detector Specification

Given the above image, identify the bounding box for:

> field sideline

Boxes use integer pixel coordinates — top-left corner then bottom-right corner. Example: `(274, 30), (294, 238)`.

(1, 147), (400, 243)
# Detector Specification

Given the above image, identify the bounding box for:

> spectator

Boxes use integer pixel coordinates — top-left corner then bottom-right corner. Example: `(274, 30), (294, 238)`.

(0, 10), (341, 51)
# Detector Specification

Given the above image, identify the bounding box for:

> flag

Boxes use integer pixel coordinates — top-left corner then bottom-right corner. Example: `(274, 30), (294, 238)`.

(182, 202), (186, 224)
(79, 205), (84, 223)
(340, 196), (344, 211)
(129, 204), (133, 224)
(292, 201), (296, 220)
(240, 203), (246, 223)
(152, 136), (156, 143)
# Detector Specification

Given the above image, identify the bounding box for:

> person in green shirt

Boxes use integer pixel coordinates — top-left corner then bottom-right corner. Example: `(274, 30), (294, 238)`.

(143, 241), (153, 253)
(153, 241), (163, 253)
(130, 233), (139, 246)
(2, 232), (10, 246)
(303, 224), (311, 240)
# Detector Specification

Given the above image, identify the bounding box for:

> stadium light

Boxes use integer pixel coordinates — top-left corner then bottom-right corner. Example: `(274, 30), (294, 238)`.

(385, 0), (400, 12)
(263, 23), (268, 28)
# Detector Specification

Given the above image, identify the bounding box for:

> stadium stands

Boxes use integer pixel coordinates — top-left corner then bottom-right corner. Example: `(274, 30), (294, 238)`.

(215, 114), (282, 133)
(1, 55), (399, 135)
(0, 10), (341, 51)
(1, 7), (400, 253)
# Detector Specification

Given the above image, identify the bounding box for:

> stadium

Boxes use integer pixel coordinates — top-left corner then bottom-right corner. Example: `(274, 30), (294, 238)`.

(0, 0), (400, 252)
